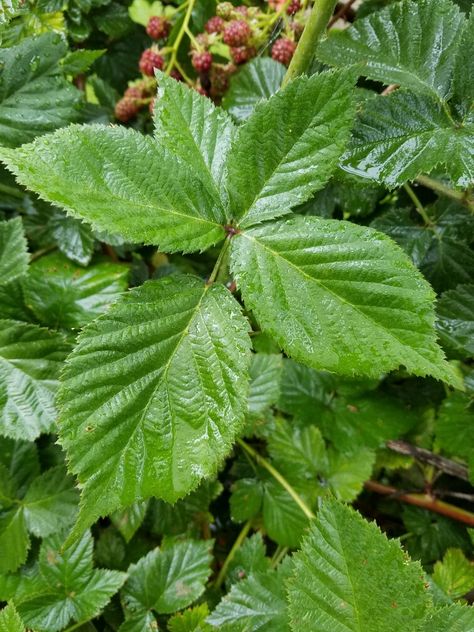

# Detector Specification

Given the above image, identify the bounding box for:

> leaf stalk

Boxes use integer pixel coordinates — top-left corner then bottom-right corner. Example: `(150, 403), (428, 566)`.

(214, 519), (253, 589)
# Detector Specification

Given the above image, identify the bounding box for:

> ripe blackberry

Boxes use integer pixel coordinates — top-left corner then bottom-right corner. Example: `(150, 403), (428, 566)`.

(146, 16), (170, 40)
(223, 19), (251, 47)
(205, 15), (225, 34)
(271, 38), (296, 66)
(192, 51), (213, 73)
(139, 48), (165, 76)
(286, 0), (301, 15)
(230, 45), (256, 65)
(115, 98), (138, 122)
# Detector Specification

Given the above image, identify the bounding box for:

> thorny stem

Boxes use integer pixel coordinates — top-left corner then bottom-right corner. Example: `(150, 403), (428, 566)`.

(386, 440), (469, 481)
(416, 174), (474, 213)
(214, 519), (253, 589)
(403, 183), (433, 226)
(207, 236), (232, 286)
(282, 0), (339, 86)
(364, 480), (474, 527)
(237, 438), (316, 520)
(166, 0), (196, 77)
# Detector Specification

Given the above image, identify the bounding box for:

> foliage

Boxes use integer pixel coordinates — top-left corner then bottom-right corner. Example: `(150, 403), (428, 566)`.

(0, 0), (473, 629)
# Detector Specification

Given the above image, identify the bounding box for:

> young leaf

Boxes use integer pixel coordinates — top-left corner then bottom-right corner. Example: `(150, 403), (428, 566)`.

(226, 533), (270, 587)
(421, 604), (474, 631)
(287, 500), (431, 631)
(436, 285), (474, 357)
(122, 540), (212, 615)
(432, 548), (474, 599)
(0, 33), (82, 147)
(0, 320), (69, 440)
(58, 275), (251, 534)
(226, 70), (355, 228)
(222, 58), (286, 122)
(230, 216), (457, 385)
(0, 604), (24, 632)
(15, 530), (126, 632)
(342, 90), (474, 188)
(0, 218), (28, 286)
(0, 125), (226, 253)
(318, 0), (465, 99)
(168, 603), (212, 632)
(21, 252), (129, 330)
(154, 73), (235, 201)
(207, 559), (292, 631)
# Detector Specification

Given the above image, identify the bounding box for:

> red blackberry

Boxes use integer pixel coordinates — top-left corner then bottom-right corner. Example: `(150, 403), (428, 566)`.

(223, 19), (251, 46)
(192, 50), (213, 73)
(170, 68), (184, 81)
(124, 85), (145, 100)
(286, 0), (301, 15)
(139, 48), (165, 76)
(271, 38), (296, 66)
(146, 16), (170, 40)
(230, 45), (256, 65)
(115, 98), (138, 122)
(205, 15), (225, 34)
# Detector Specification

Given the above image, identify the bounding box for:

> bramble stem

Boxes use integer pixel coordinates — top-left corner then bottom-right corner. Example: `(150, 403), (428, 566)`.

(364, 480), (474, 527)
(416, 175), (474, 213)
(282, 0), (339, 86)
(166, 0), (196, 77)
(207, 236), (232, 286)
(214, 519), (253, 589)
(237, 439), (315, 520)
(403, 183), (433, 226)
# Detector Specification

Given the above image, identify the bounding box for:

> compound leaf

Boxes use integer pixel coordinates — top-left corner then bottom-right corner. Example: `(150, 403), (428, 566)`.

(287, 500), (431, 631)
(226, 70), (355, 228)
(0, 218), (28, 286)
(230, 216), (456, 385)
(0, 125), (226, 253)
(0, 320), (69, 440)
(58, 275), (251, 535)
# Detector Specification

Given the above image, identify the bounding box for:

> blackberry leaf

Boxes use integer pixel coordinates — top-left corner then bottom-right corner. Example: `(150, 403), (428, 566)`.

(0, 604), (24, 632)
(0, 218), (28, 286)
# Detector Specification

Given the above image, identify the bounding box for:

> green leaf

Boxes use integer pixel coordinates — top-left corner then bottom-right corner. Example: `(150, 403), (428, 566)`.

(154, 73), (235, 202)
(22, 466), (78, 538)
(422, 604), (474, 631)
(287, 500), (431, 631)
(15, 530), (126, 632)
(0, 218), (28, 286)
(60, 49), (105, 75)
(0, 437), (40, 497)
(111, 501), (148, 543)
(58, 275), (251, 535)
(0, 507), (29, 573)
(0, 33), (82, 147)
(207, 559), (292, 631)
(342, 90), (474, 188)
(222, 58), (285, 122)
(0, 125), (226, 253)
(122, 540), (212, 615)
(118, 611), (158, 632)
(0, 320), (69, 440)
(0, 604), (25, 632)
(49, 213), (95, 267)
(436, 393), (474, 462)
(318, 0), (465, 99)
(436, 285), (474, 357)
(248, 354), (282, 417)
(21, 253), (129, 330)
(129, 0), (164, 26)
(452, 8), (474, 117)
(0, 0), (21, 25)
(230, 216), (456, 384)
(226, 70), (355, 228)
(226, 533), (270, 587)
(432, 548), (474, 599)
(168, 604), (212, 632)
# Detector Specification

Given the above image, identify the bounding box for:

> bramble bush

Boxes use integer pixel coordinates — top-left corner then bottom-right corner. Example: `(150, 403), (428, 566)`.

(0, 0), (474, 630)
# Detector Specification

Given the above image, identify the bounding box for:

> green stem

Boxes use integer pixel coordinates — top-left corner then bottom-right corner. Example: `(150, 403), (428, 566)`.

(214, 519), (253, 589)
(237, 439), (315, 520)
(416, 175), (474, 212)
(63, 620), (88, 632)
(166, 0), (196, 77)
(282, 0), (339, 86)
(270, 545), (289, 568)
(0, 182), (23, 199)
(403, 183), (433, 226)
(207, 236), (231, 286)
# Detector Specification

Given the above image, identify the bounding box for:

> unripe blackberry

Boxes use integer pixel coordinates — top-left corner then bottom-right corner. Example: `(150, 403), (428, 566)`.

(205, 15), (225, 34)
(115, 98), (138, 122)
(235, 5), (248, 15)
(230, 45), (256, 65)
(192, 50), (213, 73)
(139, 48), (165, 76)
(124, 85), (145, 100)
(271, 38), (296, 66)
(223, 19), (251, 46)
(210, 64), (230, 97)
(216, 2), (233, 19)
(146, 16), (170, 40)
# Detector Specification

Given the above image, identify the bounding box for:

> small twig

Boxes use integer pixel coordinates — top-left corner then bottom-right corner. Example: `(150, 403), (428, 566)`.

(365, 480), (474, 527)
(402, 183), (433, 226)
(381, 83), (398, 96)
(416, 174), (474, 213)
(328, 0), (358, 27)
(30, 245), (56, 262)
(207, 236), (231, 286)
(386, 440), (469, 481)
(270, 545), (289, 568)
(214, 520), (253, 589)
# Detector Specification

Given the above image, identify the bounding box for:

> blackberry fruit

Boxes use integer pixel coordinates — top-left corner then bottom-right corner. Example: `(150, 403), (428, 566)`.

(115, 98), (138, 122)
(146, 16), (170, 40)
(223, 19), (251, 47)
(271, 38), (296, 66)
(139, 48), (165, 76)
(192, 51), (213, 73)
